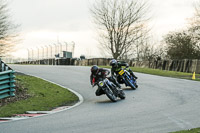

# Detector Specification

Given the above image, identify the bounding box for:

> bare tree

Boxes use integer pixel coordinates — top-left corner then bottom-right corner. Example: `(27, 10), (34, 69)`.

(134, 25), (151, 61)
(90, 0), (150, 59)
(0, 0), (19, 57)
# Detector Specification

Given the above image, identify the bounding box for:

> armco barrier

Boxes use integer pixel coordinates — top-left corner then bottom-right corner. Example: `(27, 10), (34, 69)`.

(0, 61), (10, 72)
(0, 59), (15, 99)
(0, 70), (15, 99)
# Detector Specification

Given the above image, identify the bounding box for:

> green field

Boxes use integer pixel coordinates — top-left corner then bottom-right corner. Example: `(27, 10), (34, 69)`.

(0, 73), (79, 117)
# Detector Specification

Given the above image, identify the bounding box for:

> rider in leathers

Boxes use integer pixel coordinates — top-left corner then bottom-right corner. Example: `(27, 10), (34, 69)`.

(90, 65), (121, 96)
(110, 59), (137, 83)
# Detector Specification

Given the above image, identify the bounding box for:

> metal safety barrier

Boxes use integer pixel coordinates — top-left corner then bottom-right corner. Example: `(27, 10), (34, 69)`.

(0, 58), (15, 99)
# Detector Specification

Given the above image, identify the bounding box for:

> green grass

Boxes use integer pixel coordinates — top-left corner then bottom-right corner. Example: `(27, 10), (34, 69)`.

(171, 128), (200, 133)
(100, 66), (200, 81)
(0, 74), (79, 117)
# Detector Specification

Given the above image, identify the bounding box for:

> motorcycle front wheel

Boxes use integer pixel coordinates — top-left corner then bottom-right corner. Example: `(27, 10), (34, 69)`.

(127, 79), (136, 90)
(104, 87), (117, 102)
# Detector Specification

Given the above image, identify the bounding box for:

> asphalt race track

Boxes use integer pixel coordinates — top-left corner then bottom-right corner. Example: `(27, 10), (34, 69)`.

(0, 65), (200, 133)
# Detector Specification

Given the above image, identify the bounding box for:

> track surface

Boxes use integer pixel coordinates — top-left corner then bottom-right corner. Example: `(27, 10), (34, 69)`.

(0, 65), (200, 133)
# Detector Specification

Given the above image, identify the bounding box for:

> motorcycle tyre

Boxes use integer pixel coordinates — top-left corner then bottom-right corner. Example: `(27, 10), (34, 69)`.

(135, 83), (138, 88)
(118, 90), (126, 99)
(104, 87), (117, 102)
(127, 79), (136, 90)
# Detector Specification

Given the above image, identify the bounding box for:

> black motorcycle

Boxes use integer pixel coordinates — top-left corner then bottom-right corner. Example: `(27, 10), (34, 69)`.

(93, 78), (125, 102)
(117, 68), (138, 90)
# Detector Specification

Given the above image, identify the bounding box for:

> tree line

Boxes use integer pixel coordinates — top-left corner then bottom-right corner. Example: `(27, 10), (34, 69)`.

(0, 0), (19, 57)
(90, 0), (200, 60)
(164, 2), (200, 60)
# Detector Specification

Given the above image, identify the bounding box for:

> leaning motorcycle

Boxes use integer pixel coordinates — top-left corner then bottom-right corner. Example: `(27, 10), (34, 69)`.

(93, 78), (125, 102)
(118, 68), (138, 90)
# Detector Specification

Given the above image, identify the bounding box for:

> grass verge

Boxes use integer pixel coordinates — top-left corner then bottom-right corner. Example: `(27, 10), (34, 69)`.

(0, 73), (79, 117)
(171, 128), (200, 133)
(100, 66), (200, 81)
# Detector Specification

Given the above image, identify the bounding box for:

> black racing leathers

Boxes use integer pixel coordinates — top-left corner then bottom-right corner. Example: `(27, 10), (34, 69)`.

(90, 68), (121, 96)
(90, 68), (108, 85)
(111, 61), (137, 79)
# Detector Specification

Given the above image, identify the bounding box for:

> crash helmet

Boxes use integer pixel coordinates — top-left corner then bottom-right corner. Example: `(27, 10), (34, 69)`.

(91, 65), (99, 74)
(109, 59), (117, 67)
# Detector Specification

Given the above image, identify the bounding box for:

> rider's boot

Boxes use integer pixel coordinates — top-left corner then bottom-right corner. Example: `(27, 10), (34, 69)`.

(130, 72), (138, 79)
(95, 87), (105, 96)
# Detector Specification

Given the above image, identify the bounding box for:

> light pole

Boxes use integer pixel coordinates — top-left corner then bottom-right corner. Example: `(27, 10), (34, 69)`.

(45, 45), (49, 65)
(41, 46), (45, 59)
(64, 42), (68, 52)
(36, 47), (40, 64)
(54, 43), (58, 66)
(72, 41), (75, 58)
(49, 45), (53, 58)
(37, 47), (40, 60)
(54, 43), (57, 58)
(27, 49), (30, 61)
(45, 45), (48, 59)
(59, 42), (62, 57)
(49, 45), (53, 65)
(31, 48), (34, 61)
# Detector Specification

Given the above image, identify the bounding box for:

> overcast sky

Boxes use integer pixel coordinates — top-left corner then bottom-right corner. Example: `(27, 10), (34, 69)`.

(8, 0), (199, 58)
